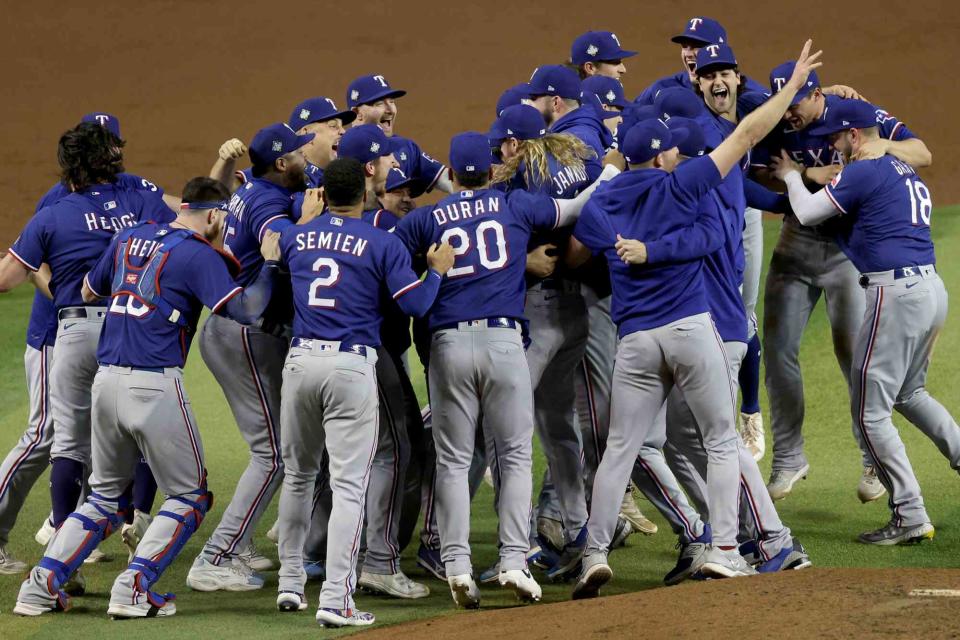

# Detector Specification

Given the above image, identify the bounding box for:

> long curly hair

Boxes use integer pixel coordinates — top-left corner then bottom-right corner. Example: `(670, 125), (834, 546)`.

(492, 133), (595, 189)
(57, 122), (125, 191)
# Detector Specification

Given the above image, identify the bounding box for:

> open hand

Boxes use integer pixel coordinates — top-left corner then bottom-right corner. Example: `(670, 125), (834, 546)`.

(851, 138), (890, 162)
(770, 150), (804, 181)
(787, 40), (824, 93)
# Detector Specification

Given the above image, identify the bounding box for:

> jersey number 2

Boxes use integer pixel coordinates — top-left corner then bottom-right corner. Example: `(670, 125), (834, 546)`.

(440, 220), (508, 278)
(308, 257), (340, 308)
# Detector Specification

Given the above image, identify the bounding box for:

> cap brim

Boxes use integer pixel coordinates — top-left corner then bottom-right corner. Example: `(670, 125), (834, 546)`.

(695, 61), (737, 76)
(386, 176), (415, 192)
(360, 89), (407, 106)
(806, 123), (840, 137)
(668, 126), (691, 150)
(600, 109), (622, 119)
(293, 132), (316, 150)
(671, 34), (713, 45)
(615, 49), (638, 59)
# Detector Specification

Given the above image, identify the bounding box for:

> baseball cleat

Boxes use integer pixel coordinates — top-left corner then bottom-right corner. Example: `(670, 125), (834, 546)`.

(186, 556), (265, 591)
(277, 591), (308, 612)
(266, 520), (280, 544)
(238, 543), (275, 571)
(619, 491), (658, 536)
(611, 515), (633, 548)
(664, 524), (711, 586)
(766, 464), (810, 501)
(546, 527), (586, 582)
(738, 412), (765, 461)
(0, 545), (28, 575)
(857, 465), (887, 503)
(315, 607), (375, 628)
(359, 570), (430, 599)
(120, 510), (153, 563)
(536, 516), (566, 551)
(498, 568), (542, 603)
(701, 547), (758, 579)
(63, 569), (86, 596)
(304, 559), (326, 581)
(571, 562), (612, 600)
(757, 539), (812, 573)
(107, 599), (177, 619)
(13, 598), (63, 617)
(478, 561), (500, 584)
(858, 521), (934, 546)
(738, 538), (762, 566)
(416, 544), (445, 580)
(34, 519), (55, 547)
(83, 546), (108, 564)
(447, 573), (481, 609)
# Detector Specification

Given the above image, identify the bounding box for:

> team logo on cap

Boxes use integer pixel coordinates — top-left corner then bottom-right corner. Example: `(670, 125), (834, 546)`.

(95, 114), (111, 126)
(773, 77), (786, 91)
(272, 140), (283, 152)
(705, 44), (720, 58)
(399, 152), (407, 161)
(351, 89), (360, 101)
(587, 44), (599, 56)
(651, 138), (661, 150)
(611, 33), (621, 46)
(605, 90), (616, 102)
(370, 142), (381, 153)
(689, 18), (703, 30)
(299, 108), (311, 120)
(466, 165), (476, 171)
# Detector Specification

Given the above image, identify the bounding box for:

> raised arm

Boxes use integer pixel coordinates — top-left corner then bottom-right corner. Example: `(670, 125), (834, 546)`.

(209, 138), (247, 192)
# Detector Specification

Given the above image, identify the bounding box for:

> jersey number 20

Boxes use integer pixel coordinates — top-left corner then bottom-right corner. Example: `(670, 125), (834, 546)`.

(440, 220), (507, 278)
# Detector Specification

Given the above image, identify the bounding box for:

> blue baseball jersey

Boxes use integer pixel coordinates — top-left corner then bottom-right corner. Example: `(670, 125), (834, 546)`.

(393, 188), (560, 330)
(85, 224), (242, 367)
(280, 214), (425, 346)
(505, 156), (590, 199)
(634, 72), (767, 106)
(696, 111), (748, 218)
(391, 136), (445, 195)
(751, 95), (916, 168)
(28, 175), (170, 349)
(224, 178), (296, 287)
(824, 156), (936, 273)
(10, 184), (175, 310)
(362, 208), (400, 231)
(550, 108), (610, 181)
(573, 156), (723, 336)
(238, 161), (323, 189)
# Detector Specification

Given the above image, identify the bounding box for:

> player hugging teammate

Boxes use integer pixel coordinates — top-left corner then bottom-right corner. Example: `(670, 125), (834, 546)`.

(0, 14), (951, 631)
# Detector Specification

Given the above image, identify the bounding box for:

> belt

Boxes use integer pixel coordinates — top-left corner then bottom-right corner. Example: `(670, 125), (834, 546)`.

(859, 264), (936, 288)
(257, 317), (291, 339)
(434, 317), (521, 332)
(532, 278), (580, 294)
(58, 306), (107, 321)
(103, 364), (182, 376)
(291, 337), (372, 357)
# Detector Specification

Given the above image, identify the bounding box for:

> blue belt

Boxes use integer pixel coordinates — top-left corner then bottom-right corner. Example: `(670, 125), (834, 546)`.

(291, 337), (371, 357)
(859, 264), (937, 287)
(433, 317), (521, 332)
(131, 366), (166, 374)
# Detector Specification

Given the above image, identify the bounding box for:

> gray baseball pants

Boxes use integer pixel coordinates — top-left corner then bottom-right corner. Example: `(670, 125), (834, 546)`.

(199, 314), (285, 564)
(764, 217), (869, 472)
(852, 269), (960, 526)
(429, 321), (533, 577)
(276, 340), (378, 611)
(742, 207), (763, 340)
(0, 345), (53, 545)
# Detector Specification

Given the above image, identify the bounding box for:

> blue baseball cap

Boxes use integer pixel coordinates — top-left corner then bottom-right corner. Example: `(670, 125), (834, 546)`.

(666, 117), (706, 157)
(653, 87), (706, 120)
(769, 62), (821, 105)
(496, 83), (530, 117)
(449, 132), (494, 174)
(386, 167), (414, 192)
(671, 17), (727, 46)
(617, 104), (658, 147)
(581, 76), (630, 110)
(81, 112), (121, 138)
(525, 65), (582, 100)
(621, 119), (688, 165)
(487, 104), (548, 144)
(288, 97), (356, 131)
(337, 124), (400, 164)
(248, 123), (315, 167)
(808, 99), (879, 137)
(346, 74), (407, 109)
(582, 92), (623, 120)
(695, 43), (738, 75)
(571, 31), (637, 65)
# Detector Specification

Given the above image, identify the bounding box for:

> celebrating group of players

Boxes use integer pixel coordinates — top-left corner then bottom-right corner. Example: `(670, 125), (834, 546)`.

(0, 14), (954, 630)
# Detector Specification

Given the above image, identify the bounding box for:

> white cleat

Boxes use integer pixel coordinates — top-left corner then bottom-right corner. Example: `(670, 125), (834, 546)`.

(266, 520), (280, 544)
(83, 546), (109, 564)
(186, 556), (264, 592)
(498, 568), (541, 603)
(572, 562), (613, 600)
(238, 543), (275, 571)
(359, 570), (430, 599)
(766, 464), (810, 501)
(277, 591), (308, 612)
(701, 546), (758, 579)
(120, 510), (153, 563)
(316, 607), (375, 628)
(34, 519), (55, 547)
(107, 600), (177, 619)
(13, 600), (58, 616)
(447, 573), (481, 609)
(739, 412), (765, 461)
(0, 545), (28, 574)
(858, 465), (887, 503)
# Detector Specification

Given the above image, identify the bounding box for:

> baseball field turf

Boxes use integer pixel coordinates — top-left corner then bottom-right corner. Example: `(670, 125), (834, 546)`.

(0, 211), (958, 638)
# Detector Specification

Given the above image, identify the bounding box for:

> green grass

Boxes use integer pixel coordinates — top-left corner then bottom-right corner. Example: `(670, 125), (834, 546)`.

(1, 208), (959, 638)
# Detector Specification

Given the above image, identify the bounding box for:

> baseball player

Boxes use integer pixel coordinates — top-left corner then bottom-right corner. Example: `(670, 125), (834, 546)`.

(754, 63), (932, 502)
(581, 75), (630, 137)
(274, 158), (453, 626)
(392, 132), (615, 608)
(187, 123), (315, 590)
(347, 74), (453, 195)
(565, 41), (820, 599)
(569, 31), (636, 80)
(771, 97), (953, 545)
(0, 122), (176, 591)
(12, 177), (281, 618)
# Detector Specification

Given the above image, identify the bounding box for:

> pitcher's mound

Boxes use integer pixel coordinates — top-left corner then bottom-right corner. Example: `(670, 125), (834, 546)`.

(359, 569), (960, 640)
